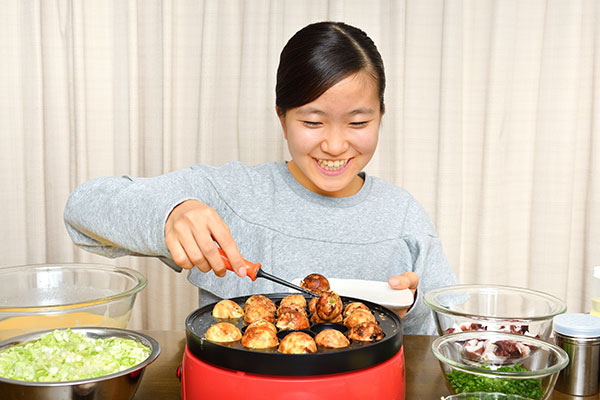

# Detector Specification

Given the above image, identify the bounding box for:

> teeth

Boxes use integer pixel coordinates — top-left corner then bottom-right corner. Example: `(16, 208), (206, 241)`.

(317, 159), (348, 171)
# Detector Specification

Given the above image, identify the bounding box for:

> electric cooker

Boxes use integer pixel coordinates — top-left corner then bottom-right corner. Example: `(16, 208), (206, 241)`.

(178, 293), (405, 400)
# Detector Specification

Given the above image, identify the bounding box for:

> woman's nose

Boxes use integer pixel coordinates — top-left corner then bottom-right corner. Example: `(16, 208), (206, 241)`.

(320, 127), (349, 155)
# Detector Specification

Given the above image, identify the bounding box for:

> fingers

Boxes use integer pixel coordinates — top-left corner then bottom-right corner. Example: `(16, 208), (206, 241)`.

(164, 200), (244, 277)
(388, 272), (419, 290)
(208, 226), (247, 277)
(388, 272), (419, 319)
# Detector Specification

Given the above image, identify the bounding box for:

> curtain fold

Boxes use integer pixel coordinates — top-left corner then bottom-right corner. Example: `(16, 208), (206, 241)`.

(1, 0), (598, 330)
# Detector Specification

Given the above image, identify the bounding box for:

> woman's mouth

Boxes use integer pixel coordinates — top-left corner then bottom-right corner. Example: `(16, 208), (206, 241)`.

(315, 158), (351, 174)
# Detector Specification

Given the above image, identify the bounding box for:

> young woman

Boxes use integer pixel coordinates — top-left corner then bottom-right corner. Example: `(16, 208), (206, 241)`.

(64, 21), (457, 335)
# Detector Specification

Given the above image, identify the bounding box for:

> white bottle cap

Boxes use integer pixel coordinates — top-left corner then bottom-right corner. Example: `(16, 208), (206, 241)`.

(595, 266), (600, 278)
(554, 313), (600, 337)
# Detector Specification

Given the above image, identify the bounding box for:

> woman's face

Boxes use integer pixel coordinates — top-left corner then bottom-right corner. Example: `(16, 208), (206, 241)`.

(278, 71), (382, 198)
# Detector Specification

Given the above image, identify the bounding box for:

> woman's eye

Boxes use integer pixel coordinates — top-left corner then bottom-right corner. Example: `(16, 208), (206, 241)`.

(350, 121), (368, 127)
(303, 121), (322, 127)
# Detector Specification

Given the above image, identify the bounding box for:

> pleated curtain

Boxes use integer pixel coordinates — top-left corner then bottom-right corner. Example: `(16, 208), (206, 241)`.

(1, 0), (598, 330)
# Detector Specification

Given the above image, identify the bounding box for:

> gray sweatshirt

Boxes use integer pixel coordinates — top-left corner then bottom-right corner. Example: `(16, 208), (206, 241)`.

(64, 161), (457, 335)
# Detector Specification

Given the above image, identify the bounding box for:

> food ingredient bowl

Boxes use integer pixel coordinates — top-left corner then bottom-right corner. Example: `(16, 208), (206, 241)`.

(432, 331), (569, 400)
(0, 327), (160, 400)
(0, 263), (147, 340)
(424, 284), (566, 340)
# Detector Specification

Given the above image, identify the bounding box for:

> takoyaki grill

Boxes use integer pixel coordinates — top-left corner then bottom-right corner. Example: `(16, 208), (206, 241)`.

(185, 291), (403, 376)
(182, 274), (405, 400)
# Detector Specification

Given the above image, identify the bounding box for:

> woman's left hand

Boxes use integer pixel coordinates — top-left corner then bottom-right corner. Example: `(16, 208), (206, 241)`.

(388, 272), (419, 318)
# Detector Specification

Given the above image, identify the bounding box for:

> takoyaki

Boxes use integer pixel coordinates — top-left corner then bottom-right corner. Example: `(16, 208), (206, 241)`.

(276, 310), (310, 331)
(343, 308), (376, 328)
(343, 302), (370, 318)
(205, 322), (242, 343)
(315, 329), (350, 349)
(278, 331), (317, 354)
(347, 321), (384, 342)
(212, 299), (244, 319)
(244, 295), (276, 313)
(301, 273), (330, 294)
(241, 322), (279, 349)
(279, 294), (307, 309)
(243, 303), (275, 324)
(316, 291), (343, 321)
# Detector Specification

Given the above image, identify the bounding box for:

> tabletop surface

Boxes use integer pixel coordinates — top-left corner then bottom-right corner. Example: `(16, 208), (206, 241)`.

(134, 330), (593, 400)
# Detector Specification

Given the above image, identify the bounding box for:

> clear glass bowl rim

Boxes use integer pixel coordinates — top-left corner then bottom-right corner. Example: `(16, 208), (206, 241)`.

(0, 263), (148, 313)
(431, 330), (569, 378)
(444, 392), (531, 399)
(424, 284), (567, 321)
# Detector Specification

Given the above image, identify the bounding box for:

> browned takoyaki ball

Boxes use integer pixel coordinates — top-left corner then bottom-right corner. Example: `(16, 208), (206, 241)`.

(278, 332), (317, 354)
(241, 322), (279, 349)
(205, 322), (242, 343)
(315, 329), (350, 349)
(280, 294), (307, 309)
(343, 302), (370, 318)
(308, 297), (319, 314)
(343, 309), (376, 328)
(276, 310), (310, 331)
(347, 321), (385, 342)
(301, 273), (330, 294)
(316, 291), (343, 321)
(244, 295), (276, 313)
(245, 320), (278, 335)
(277, 304), (308, 318)
(310, 312), (343, 324)
(212, 299), (244, 319)
(243, 303), (276, 324)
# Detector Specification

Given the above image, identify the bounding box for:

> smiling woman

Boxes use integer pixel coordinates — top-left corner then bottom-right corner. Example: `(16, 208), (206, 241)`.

(63, 21), (458, 335)
(281, 72), (381, 198)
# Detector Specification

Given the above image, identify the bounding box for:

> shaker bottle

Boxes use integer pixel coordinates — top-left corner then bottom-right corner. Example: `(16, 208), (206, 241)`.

(553, 313), (600, 396)
(592, 266), (600, 316)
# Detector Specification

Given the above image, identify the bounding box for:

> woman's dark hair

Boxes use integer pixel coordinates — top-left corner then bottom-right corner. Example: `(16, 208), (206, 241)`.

(276, 21), (385, 115)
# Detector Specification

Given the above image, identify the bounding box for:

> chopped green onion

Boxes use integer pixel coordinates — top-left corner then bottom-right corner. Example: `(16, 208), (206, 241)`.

(447, 364), (544, 400)
(0, 328), (150, 382)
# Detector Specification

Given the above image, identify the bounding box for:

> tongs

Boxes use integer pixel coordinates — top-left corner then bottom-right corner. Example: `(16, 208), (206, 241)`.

(218, 248), (318, 297)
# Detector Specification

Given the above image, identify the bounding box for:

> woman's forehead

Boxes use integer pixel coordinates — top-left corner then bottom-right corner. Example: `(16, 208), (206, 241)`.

(295, 72), (379, 116)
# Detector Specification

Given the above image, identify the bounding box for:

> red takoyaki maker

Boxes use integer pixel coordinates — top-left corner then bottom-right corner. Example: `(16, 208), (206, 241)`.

(179, 293), (405, 400)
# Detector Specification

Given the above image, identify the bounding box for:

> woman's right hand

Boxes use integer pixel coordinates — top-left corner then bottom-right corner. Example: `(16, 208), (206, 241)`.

(164, 200), (247, 278)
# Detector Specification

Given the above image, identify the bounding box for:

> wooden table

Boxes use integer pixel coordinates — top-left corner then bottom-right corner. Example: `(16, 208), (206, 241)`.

(135, 330), (593, 399)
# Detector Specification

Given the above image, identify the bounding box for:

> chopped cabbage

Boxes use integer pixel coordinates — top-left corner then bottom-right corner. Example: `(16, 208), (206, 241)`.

(0, 328), (150, 382)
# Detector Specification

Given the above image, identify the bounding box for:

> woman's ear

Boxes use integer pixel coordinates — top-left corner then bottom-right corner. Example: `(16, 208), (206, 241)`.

(275, 106), (288, 139)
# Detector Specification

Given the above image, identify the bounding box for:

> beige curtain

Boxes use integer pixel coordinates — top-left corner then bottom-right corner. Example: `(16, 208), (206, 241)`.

(1, 0), (598, 331)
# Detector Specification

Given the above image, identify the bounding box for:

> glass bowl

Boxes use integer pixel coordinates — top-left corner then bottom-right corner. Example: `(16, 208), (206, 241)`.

(0, 327), (160, 400)
(432, 331), (569, 400)
(0, 263), (147, 340)
(424, 285), (566, 340)
(444, 393), (532, 399)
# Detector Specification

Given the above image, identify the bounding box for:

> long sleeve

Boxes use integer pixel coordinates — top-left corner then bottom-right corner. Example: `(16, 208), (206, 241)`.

(63, 168), (216, 260)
